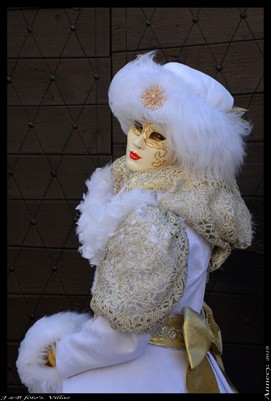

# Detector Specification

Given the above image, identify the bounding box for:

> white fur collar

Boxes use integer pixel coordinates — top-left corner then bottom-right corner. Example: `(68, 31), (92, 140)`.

(76, 164), (157, 266)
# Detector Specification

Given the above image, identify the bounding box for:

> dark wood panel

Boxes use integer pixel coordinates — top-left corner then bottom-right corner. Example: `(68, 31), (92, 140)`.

(8, 295), (39, 343)
(7, 343), (31, 392)
(223, 343), (264, 393)
(7, 58), (111, 106)
(189, 7), (263, 45)
(7, 200), (32, 246)
(237, 142), (263, 196)
(112, 8), (263, 51)
(8, 247), (93, 295)
(8, 105), (112, 154)
(86, 8), (110, 57)
(232, 93), (263, 142)
(113, 143), (126, 161)
(7, 343), (24, 387)
(7, 8), (110, 58)
(206, 250), (263, 296)
(8, 200), (79, 248)
(7, 10), (35, 58)
(5, 385), (27, 394)
(112, 41), (263, 95)
(243, 196), (264, 247)
(8, 155), (112, 199)
(205, 292), (263, 345)
(112, 116), (126, 146)
(8, 295), (92, 342)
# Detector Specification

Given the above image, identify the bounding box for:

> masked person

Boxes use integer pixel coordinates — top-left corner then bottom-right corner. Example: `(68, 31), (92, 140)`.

(17, 51), (252, 394)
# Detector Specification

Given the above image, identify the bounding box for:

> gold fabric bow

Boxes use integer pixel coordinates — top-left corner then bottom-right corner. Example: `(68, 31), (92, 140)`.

(183, 302), (224, 393)
(149, 302), (234, 393)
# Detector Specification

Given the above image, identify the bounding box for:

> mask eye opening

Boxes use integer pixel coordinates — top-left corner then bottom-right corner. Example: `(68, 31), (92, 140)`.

(149, 132), (166, 142)
(133, 121), (143, 132)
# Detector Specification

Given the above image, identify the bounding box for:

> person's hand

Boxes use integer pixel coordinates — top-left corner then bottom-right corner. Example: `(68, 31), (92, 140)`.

(46, 345), (56, 367)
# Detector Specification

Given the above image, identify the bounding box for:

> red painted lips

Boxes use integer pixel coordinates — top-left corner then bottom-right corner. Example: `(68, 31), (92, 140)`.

(130, 151), (142, 160)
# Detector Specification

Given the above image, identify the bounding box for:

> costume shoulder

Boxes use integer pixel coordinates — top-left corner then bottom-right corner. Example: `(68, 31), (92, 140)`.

(158, 174), (252, 271)
(110, 155), (127, 174)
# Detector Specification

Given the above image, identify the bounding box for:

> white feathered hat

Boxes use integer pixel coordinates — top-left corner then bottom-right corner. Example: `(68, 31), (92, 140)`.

(108, 51), (252, 180)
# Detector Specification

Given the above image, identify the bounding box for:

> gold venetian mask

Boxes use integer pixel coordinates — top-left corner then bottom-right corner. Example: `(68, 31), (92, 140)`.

(126, 121), (172, 172)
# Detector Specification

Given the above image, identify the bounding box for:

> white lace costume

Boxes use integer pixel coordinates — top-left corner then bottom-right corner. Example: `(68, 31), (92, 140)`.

(16, 51), (252, 394)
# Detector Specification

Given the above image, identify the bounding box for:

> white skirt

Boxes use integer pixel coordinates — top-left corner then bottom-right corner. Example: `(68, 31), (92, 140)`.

(62, 344), (235, 393)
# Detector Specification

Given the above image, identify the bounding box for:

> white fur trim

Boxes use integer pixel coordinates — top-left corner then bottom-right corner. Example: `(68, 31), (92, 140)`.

(16, 311), (90, 393)
(108, 51), (252, 180)
(76, 165), (157, 266)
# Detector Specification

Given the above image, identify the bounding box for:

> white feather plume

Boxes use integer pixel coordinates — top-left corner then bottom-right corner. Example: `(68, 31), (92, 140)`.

(76, 164), (157, 266)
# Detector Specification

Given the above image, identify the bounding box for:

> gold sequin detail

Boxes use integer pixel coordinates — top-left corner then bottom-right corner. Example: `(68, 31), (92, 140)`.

(150, 315), (184, 347)
(141, 85), (167, 109)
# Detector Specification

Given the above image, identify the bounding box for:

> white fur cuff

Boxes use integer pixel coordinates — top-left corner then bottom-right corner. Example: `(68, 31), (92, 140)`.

(16, 311), (90, 393)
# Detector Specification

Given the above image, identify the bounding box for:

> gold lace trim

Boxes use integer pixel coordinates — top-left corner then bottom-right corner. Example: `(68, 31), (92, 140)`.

(91, 206), (189, 335)
(111, 156), (252, 272)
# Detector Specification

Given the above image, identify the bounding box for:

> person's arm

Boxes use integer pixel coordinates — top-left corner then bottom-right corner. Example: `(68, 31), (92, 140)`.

(56, 316), (151, 379)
